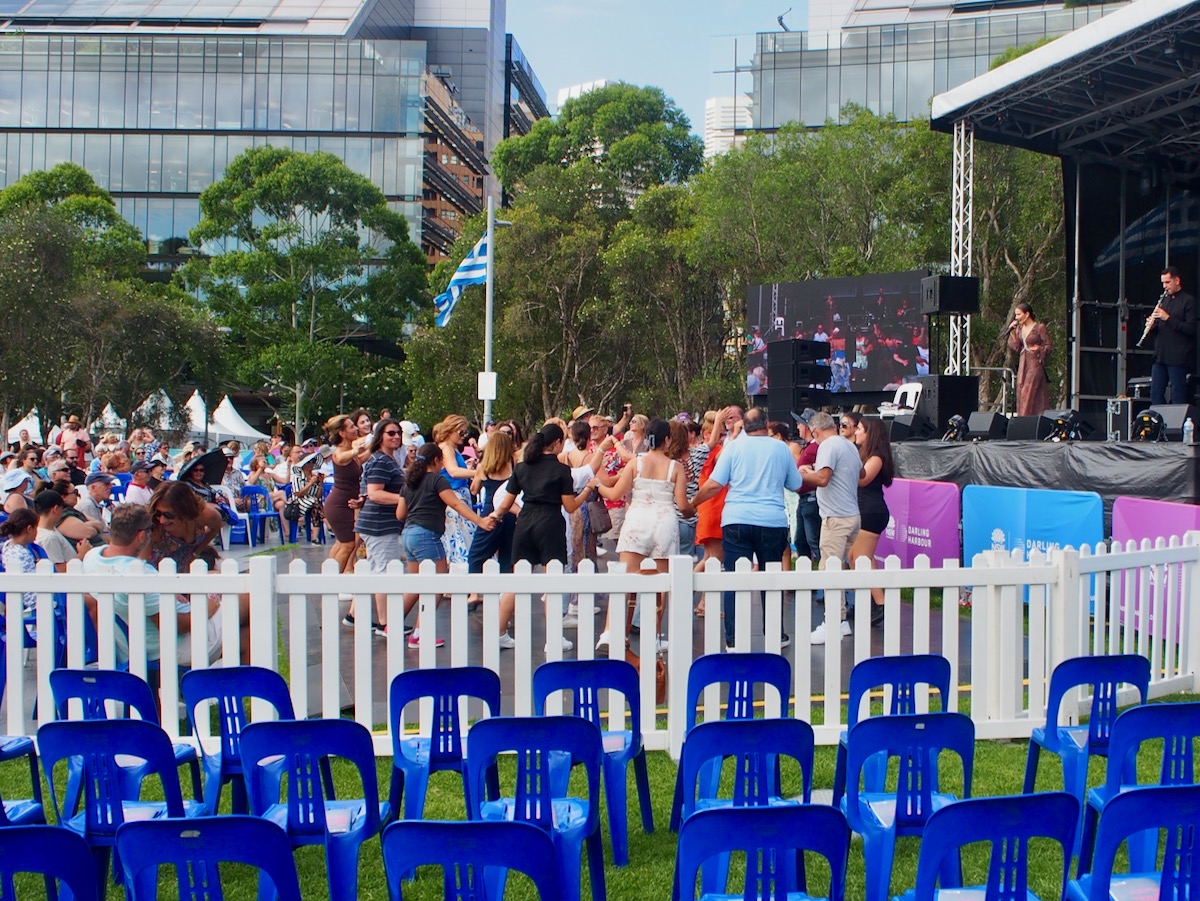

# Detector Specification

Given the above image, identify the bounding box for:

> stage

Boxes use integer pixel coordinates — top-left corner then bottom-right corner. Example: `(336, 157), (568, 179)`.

(892, 440), (1200, 524)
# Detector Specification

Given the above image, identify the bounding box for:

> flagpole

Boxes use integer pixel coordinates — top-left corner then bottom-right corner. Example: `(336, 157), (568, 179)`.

(483, 196), (496, 426)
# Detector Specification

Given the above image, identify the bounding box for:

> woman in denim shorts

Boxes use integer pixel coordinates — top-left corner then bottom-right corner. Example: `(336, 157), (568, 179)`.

(398, 443), (495, 647)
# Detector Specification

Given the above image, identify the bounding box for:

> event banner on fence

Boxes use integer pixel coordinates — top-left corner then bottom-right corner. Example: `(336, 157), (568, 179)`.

(1112, 495), (1200, 546)
(877, 478), (961, 566)
(963, 485), (1104, 562)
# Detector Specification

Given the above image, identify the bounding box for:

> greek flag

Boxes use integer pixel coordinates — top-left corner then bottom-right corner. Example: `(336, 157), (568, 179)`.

(433, 232), (488, 327)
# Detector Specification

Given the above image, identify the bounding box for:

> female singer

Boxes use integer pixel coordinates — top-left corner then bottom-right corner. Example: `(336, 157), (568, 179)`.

(1007, 302), (1052, 416)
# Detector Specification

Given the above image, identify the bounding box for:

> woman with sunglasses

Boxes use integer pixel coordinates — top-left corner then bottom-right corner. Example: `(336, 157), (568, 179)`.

(142, 481), (224, 570)
(432, 414), (477, 567)
(346, 418), (406, 636)
(324, 413), (370, 578)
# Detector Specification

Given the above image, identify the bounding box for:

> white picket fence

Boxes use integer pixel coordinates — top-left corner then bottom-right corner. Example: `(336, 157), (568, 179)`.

(4, 532), (1199, 757)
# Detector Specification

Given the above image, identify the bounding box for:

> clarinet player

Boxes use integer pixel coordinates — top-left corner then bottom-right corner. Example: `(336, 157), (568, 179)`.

(1148, 266), (1197, 406)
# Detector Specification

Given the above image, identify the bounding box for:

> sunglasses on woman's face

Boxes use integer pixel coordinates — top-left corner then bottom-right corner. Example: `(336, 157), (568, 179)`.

(152, 510), (178, 522)
(383, 430), (401, 438)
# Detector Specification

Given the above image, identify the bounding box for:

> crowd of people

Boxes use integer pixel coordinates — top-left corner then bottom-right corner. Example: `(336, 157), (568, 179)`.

(2, 398), (899, 658)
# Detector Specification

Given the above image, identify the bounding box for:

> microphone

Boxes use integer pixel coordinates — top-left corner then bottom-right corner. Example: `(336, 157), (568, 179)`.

(1006, 320), (1019, 332)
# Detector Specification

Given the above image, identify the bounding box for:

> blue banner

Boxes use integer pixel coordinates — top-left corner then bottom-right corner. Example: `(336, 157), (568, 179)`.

(963, 485), (1104, 563)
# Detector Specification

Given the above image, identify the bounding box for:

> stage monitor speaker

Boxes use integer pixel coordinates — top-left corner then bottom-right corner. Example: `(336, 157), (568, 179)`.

(1148, 404), (1199, 441)
(886, 412), (933, 442)
(915, 375), (979, 434)
(967, 411), (1007, 441)
(1007, 415), (1051, 441)
(920, 275), (980, 315)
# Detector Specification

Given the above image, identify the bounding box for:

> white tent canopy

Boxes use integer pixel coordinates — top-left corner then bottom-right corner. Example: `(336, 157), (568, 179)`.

(210, 396), (270, 444)
(135, 390), (174, 431)
(90, 403), (126, 434)
(184, 390), (208, 438)
(7, 409), (42, 445)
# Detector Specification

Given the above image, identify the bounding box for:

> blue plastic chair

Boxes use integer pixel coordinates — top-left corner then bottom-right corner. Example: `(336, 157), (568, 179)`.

(382, 820), (562, 901)
(832, 653), (952, 807)
(38, 718), (207, 888)
(241, 485), (283, 546)
(117, 815), (303, 901)
(1068, 784), (1200, 901)
(388, 665), (501, 822)
(669, 652), (792, 832)
(1077, 701), (1200, 875)
(895, 792), (1079, 901)
(0, 824), (100, 901)
(1023, 654), (1150, 797)
(0, 740), (43, 827)
(240, 717), (390, 901)
(49, 668), (203, 807)
(842, 712), (975, 901)
(465, 715), (606, 901)
(181, 665), (296, 815)
(533, 658), (654, 867)
(675, 805), (850, 901)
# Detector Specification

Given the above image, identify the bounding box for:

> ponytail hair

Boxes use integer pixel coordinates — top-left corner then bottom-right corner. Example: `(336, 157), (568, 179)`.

(405, 443), (443, 490)
(0, 508), (36, 538)
(523, 423), (564, 464)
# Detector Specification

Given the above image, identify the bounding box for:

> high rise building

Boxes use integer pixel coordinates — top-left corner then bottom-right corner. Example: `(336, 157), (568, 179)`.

(556, 79), (610, 110)
(717, 0), (1124, 133)
(704, 95), (751, 159)
(0, 0), (547, 265)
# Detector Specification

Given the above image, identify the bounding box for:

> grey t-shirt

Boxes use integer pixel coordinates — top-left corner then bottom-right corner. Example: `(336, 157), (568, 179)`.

(814, 435), (862, 518)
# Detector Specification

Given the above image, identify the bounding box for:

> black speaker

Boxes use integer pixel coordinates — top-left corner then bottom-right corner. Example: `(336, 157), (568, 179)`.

(1007, 415), (1051, 441)
(793, 364), (829, 386)
(920, 275), (980, 315)
(967, 411), (1007, 441)
(915, 375), (979, 433)
(885, 412), (933, 442)
(767, 384), (792, 414)
(767, 361), (793, 387)
(767, 338), (831, 363)
(1148, 404), (1199, 441)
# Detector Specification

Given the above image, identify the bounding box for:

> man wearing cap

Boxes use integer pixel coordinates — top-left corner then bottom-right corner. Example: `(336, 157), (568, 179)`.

(145, 458), (166, 488)
(126, 461), (155, 505)
(220, 447), (246, 510)
(77, 471), (117, 530)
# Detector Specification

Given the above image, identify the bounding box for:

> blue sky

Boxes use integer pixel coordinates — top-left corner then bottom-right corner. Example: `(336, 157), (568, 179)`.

(505, 0), (809, 136)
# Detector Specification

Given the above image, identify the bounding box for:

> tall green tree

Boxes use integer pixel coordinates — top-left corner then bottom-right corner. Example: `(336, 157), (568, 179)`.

(492, 83), (704, 194)
(181, 146), (427, 432)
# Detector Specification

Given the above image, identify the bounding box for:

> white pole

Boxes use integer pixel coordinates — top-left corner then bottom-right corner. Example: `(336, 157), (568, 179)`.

(483, 196), (496, 425)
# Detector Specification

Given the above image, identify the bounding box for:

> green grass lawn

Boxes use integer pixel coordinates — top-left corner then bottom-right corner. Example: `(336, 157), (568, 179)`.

(6, 693), (1187, 900)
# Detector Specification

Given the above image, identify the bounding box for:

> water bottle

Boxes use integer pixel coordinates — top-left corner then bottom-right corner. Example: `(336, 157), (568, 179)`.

(1184, 417), (1195, 445)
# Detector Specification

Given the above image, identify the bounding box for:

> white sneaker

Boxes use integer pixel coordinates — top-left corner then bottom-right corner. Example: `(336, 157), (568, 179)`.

(810, 622), (829, 645)
(840, 620), (852, 637)
(497, 632), (517, 650)
(567, 602), (599, 616)
(595, 630), (610, 649)
(561, 614), (579, 629)
(546, 635), (574, 652)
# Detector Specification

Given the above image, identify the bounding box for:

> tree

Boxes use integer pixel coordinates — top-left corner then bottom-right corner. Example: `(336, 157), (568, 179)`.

(492, 83), (705, 194)
(0, 203), (78, 434)
(181, 146), (427, 432)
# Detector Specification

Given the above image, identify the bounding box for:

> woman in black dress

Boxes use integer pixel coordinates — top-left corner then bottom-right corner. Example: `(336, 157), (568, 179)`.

(323, 413), (369, 577)
(849, 416), (894, 625)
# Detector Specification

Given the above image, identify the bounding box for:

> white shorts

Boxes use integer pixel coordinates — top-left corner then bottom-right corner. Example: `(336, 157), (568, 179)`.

(177, 616), (222, 667)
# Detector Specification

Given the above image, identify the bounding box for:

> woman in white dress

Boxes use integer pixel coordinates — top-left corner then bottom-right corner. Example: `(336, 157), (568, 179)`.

(594, 417), (694, 649)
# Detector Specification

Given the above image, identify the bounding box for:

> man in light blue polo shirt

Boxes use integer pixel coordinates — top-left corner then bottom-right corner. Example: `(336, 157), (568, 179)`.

(694, 407), (802, 647)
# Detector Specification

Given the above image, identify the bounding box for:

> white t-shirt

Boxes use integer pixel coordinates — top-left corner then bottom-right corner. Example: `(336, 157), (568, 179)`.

(36, 527), (76, 566)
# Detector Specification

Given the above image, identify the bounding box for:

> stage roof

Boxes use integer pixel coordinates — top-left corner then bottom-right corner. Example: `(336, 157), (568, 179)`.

(931, 0), (1200, 181)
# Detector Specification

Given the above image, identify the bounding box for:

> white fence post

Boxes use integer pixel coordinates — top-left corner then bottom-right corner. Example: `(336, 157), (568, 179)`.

(1053, 547), (1082, 671)
(667, 555), (692, 761)
(1186, 532), (1200, 691)
(248, 554), (278, 671)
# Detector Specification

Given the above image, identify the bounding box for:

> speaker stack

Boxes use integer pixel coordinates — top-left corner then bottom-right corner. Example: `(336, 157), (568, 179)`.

(915, 374), (979, 435)
(1147, 404), (1198, 441)
(767, 338), (831, 420)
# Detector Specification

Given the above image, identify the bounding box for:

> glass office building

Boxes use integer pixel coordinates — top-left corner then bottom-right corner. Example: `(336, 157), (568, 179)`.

(0, 0), (546, 263)
(725, 2), (1122, 131)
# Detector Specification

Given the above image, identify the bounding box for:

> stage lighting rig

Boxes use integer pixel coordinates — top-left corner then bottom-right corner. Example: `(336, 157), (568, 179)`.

(1043, 409), (1090, 442)
(1132, 409), (1166, 442)
(942, 414), (967, 441)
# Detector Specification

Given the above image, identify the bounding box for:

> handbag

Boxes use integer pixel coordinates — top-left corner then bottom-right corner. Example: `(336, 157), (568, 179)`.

(587, 495), (612, 535)
(624, 593), (667, 705)
(282, 498), (301, 521)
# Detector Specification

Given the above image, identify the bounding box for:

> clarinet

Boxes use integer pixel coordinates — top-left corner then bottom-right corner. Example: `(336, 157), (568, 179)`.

(1137, 291), (1169, 348)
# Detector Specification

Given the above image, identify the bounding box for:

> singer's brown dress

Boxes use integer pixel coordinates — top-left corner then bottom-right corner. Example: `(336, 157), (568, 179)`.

(1007, 321), (1051, 416)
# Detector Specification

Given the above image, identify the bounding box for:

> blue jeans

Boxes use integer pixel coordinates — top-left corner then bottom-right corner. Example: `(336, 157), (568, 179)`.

(1151, 362), (1190, 406)
(722, 523), (789, 645)
(794, 493), (822, 562)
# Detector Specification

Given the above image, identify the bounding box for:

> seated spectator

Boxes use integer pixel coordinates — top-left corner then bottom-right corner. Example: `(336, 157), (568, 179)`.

(34, 490), (87, 570)
(220, 447), (246, 511)
(83, 503), (249, 668)
(145, 458), (167, 488)
(50, 480), (105, 547)
(45, 458), (71, 488)
(63, 446), (87, 486)
(142, 481), (224, 571)
(76, 472), (116, 533)
(1, 469), (34, 515)
(0, 508), (39, 613)
(125, 461), (155, 505)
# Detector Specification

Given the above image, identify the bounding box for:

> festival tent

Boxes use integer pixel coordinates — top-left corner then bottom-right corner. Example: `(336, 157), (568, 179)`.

(184, 390), (208, 438)
(7, 409), (42, 445)
(209, 396), (271, 445)
(135, 390), (175, 431)
(90, 403), (127, 434)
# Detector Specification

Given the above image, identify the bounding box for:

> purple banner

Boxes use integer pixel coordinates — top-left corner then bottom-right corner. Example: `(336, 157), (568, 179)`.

(1112, 496), (1200, 546)
(1111, 496), (1200, 638)
(877, 478), (961, 567)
